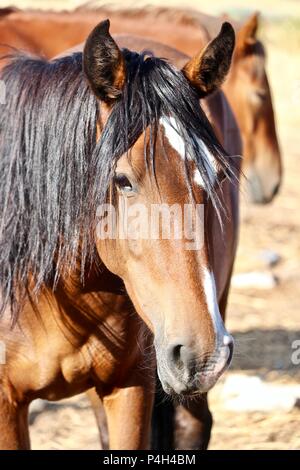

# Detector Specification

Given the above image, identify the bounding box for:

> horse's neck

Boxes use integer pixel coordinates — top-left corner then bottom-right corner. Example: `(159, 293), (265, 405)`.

(54, 254), (124, 298)
(0, 10), (97, 58)
(5, 262), (127, 343)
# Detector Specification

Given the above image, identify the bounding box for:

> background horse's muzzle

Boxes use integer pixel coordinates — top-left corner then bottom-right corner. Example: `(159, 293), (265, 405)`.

(247, 162), (282, 204)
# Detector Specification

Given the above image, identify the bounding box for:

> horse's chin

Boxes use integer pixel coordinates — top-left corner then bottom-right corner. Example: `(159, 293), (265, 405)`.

(157, 368), (223, 398)
(160, 377), (216, 399)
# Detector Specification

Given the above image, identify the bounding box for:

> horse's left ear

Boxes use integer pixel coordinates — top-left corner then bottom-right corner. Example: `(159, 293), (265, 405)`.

(182, 22), (235, 98)
(235, 12), (259, 56)
(83, 19), (126, 103)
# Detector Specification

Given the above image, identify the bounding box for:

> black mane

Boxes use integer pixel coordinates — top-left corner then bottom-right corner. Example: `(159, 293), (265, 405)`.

(0, 49), (231, 319)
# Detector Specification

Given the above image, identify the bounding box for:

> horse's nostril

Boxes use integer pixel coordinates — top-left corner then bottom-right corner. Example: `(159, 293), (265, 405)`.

(168, 344), (183, 370)
(172, 344), (183, 363)
(167, 343), (194, 373)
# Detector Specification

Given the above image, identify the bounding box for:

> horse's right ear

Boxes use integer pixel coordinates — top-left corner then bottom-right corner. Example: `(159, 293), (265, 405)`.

(83, 19), (126, 103)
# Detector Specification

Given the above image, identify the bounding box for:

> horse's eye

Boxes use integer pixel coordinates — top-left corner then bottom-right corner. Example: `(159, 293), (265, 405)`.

(114, 173), (134, 193)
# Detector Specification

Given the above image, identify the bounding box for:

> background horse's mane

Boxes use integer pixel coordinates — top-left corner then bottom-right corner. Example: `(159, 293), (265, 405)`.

(75, 4), (265, 57)
(0, 47), (231, 320)
(76, 3), (212, 28)
(75, 3), (238, 33)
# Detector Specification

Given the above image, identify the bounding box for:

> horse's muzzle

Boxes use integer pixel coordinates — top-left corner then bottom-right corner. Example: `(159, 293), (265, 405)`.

(156, 336), (234, 396)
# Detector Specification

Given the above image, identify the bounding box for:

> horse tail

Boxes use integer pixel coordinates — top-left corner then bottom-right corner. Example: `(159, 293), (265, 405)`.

(151, 373), (175, 450)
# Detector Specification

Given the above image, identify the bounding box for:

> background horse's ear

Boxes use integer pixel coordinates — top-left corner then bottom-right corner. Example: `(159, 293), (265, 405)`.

(83, 19), (126, 103)
(235, 12), (260, 56)
(182, 22), (235, 98)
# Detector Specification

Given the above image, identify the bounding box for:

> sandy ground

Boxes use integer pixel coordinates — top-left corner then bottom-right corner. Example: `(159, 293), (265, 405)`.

(2, 0), (299, 451)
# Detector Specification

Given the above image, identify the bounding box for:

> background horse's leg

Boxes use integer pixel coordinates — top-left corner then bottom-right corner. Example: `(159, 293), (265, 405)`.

(101, 371), (154, 450)
(86, 388), (108, 449)
(175, 395), (213, 450)
(0, 391), (30, 449)
(151, 373), (175, 450)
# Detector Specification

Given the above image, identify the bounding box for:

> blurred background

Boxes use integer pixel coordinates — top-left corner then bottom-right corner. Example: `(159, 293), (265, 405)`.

(2, 0), (299, 450)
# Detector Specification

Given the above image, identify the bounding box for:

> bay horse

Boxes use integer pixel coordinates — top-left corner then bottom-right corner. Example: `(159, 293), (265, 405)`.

(0, 20), (240, 449)
(0, 5), (281, 203)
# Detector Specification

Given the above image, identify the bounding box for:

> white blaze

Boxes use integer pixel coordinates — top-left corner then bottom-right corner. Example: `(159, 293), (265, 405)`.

(160, 116), (218, 188)
(203, 268), (230, 346)
(160, 116), (186, 159)
(161, 117), (231, 350)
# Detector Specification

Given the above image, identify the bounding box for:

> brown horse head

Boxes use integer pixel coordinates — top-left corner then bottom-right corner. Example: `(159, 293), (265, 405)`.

(224, 13), (282, 203)
(83, 20), (235, 395)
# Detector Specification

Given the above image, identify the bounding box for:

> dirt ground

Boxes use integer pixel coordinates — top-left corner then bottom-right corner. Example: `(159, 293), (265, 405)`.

(4, 0), (299, 451)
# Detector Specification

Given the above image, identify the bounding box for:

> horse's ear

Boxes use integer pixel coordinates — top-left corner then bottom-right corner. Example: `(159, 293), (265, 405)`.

(236, 12), (259, 55)
(182, 22), (235, 98)
(83, 19), (126, 103)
